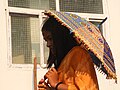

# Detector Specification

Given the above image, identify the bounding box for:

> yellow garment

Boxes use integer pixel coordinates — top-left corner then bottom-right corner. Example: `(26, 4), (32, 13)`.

(58, 46), (99, 90)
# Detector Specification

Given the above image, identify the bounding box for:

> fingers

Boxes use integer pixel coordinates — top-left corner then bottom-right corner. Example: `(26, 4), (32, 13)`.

(44, 67), (58, 79)
(43, 67), (58, 88)
(44, 69), (52, 78)
(49, 67), (57, 73)
(38, 79), (47, 90)
(38, 83), (47, 90)
(39, 79), (44, 84)
(50, 67), (57, 71)
(38, 84), (46, 88)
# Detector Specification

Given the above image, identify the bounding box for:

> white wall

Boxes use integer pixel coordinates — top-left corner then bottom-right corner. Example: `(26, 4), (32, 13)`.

(108, 0), (120, 89)
(0, 0), (120, 90)
(96, 0), (120, 90)
(0, 0), (32, 89)
(0, 0), (46, 90)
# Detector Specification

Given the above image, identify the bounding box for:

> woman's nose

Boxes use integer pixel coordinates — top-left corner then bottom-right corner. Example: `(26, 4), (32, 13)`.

(46, 41), (51, 48)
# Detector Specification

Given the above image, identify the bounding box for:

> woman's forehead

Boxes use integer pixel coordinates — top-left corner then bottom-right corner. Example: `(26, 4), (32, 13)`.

(42, 30), (52, 37)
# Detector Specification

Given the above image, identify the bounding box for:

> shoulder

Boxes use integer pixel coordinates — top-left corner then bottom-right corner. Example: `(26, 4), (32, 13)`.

(58, 46), (91, 72)
(66, 46), (91, 64)
(68, 46), (88, 56)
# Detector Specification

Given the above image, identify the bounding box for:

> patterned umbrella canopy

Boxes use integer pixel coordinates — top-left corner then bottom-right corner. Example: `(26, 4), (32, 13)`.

(44, 10), (117, 82)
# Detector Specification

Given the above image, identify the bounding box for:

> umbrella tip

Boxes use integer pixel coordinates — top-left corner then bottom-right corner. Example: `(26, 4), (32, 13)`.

(97, 17), (107, 29)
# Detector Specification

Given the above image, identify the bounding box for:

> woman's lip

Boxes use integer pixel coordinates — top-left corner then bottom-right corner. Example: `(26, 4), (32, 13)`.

(50, 46), (53, 49)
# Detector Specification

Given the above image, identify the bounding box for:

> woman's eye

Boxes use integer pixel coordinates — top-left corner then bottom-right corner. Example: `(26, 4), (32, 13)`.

(48, 37), (52, 40)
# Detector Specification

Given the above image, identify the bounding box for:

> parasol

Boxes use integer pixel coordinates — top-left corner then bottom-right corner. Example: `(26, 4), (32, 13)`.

(43, 10), (117, 82)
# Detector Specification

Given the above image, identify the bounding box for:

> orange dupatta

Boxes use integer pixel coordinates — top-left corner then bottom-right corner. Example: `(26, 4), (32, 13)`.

(58, 46), (99, 90)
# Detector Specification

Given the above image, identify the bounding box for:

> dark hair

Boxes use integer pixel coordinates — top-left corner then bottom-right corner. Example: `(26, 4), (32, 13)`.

(42, 17), (77, 69)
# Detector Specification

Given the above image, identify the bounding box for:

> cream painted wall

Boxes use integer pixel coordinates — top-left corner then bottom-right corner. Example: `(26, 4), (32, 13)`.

(107, 0), (120, 89)
(0, 0), (47, 90)
(0, 0), (120, 90)
(96, 0), (120, 90)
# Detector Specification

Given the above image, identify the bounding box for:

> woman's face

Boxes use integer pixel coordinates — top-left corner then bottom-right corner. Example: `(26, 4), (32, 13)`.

(42, 30), (55, 55)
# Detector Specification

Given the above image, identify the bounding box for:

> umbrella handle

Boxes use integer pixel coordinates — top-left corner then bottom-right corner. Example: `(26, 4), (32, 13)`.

(34, 57), (37, 90)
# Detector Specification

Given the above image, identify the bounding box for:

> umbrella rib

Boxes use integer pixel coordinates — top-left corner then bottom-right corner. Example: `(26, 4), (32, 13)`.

(104, 57), (115, 73)
(57, 12), (78, 30)
(49, 11), (76, 32)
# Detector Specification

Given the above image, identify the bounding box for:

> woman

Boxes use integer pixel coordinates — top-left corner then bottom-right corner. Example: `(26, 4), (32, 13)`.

(38, 17), (99, 90)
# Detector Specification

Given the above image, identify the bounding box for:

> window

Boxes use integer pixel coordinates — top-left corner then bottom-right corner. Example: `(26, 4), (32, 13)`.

(11, 13), (40, 64)
(7, 0), (107, 68)
(59, 0), (103, 14)
(8, 0), (56, 10)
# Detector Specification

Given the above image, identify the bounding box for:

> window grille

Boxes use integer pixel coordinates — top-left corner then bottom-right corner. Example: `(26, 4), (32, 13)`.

(8, 0), (56, 10)
(60, 0), (103, 14)
(11, 13), (40, 64)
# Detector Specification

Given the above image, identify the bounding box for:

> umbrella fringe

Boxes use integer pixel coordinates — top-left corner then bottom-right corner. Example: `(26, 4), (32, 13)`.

(94, 64), (117, 83)
(76, 37), (118, 82)
(94, 61), (117, 83)
(93, 56), (117, 83)
(103, 64), (117, 83)
(94, 64), (106, 75)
